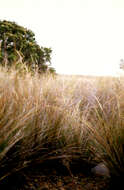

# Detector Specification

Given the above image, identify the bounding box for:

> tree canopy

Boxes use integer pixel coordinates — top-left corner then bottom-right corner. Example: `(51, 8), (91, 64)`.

(0, 20), (55, 73)
(120, 59), (124, 71)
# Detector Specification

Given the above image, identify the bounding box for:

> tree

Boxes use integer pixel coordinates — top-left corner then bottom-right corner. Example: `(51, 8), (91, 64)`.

(120, 59), (124, 70)
(0, 20), (55, 73)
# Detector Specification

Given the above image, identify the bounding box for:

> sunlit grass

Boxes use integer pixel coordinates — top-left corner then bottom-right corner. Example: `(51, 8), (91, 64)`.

(0, 66), (124, 184)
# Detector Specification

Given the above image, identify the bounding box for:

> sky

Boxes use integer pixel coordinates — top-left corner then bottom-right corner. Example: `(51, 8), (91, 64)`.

(0, 0), (124, 76)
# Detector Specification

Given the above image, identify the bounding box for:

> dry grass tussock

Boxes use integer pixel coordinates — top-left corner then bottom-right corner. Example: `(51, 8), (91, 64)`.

(0, 67), (124, 183)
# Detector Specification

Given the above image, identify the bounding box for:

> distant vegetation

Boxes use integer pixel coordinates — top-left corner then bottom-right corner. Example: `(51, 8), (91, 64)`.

(0, 20), (55, 73)
(120, 59), (124, 71)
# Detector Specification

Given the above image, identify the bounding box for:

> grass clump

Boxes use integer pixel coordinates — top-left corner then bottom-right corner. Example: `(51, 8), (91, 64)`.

(80, 77), (124, 176)
(0, 67), (124, 188)
(0, 67), (89, 184)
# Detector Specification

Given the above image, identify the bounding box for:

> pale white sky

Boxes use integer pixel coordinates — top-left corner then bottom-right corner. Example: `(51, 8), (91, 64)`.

(0, 0), (124, 76)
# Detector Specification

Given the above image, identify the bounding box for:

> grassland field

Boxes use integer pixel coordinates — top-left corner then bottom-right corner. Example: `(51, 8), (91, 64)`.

(0, 67), (124, 189)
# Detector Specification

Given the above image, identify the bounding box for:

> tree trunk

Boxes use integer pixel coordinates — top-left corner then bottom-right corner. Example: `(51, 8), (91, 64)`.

(3, 34), (8, 68)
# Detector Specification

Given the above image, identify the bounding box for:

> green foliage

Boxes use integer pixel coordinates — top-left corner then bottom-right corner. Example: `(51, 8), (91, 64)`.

(0, 20), (55, 73)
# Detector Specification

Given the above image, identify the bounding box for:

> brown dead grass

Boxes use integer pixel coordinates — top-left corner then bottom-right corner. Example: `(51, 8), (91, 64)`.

(0, 67), (124, 188)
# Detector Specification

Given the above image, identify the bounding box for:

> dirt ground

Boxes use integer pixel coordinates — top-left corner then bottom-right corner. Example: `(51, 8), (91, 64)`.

(23, 171), (110, 190)
(0, 160), (112, 190)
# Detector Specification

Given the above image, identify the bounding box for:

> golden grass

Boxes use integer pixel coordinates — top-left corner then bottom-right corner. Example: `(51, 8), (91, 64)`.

(0, 66), (124, 182)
